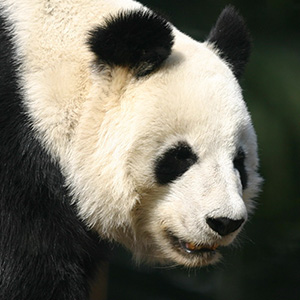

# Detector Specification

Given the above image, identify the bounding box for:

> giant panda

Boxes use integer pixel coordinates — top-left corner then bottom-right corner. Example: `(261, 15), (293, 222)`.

(0, 0), (261, 299)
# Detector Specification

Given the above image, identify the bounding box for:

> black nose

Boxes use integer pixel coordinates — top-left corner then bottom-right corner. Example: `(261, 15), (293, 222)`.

(206, 217), (245, 236)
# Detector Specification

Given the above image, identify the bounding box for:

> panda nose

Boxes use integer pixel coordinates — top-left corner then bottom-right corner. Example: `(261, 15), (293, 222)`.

(206, 217), (245, 236)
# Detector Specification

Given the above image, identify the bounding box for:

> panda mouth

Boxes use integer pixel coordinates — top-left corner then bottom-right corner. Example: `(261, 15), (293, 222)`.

(167, 231), (219, 255)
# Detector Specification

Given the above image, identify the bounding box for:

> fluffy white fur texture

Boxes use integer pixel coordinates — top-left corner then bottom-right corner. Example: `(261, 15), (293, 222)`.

(2, 0), (261, 267)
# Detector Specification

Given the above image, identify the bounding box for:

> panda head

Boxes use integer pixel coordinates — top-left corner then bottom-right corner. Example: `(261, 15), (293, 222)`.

(66, 6), (261, 267)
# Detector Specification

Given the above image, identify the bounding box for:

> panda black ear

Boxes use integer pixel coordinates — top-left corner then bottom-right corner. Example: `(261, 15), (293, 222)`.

(88, 9), (174, 77)
(207, 5), (251, 79)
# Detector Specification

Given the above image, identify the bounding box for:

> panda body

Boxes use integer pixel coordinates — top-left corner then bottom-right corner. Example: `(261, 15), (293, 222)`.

(0, 1), (261, 299)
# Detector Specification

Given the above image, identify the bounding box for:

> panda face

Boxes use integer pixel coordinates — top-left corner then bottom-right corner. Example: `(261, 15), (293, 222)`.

(66, 39), (261, 267)
(107, 47), (260, 266)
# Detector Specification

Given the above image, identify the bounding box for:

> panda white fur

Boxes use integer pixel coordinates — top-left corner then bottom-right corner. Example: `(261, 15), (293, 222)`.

(0, 0), (261, 299)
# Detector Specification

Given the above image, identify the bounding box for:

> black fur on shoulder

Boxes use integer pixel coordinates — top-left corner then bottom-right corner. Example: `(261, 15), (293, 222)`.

(88, 9), (174, 77)
(0, 13), (108, 300)
(207, 5), (251, 79)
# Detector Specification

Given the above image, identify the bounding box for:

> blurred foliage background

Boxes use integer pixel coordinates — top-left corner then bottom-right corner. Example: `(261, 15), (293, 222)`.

(108, 1), (300, 299)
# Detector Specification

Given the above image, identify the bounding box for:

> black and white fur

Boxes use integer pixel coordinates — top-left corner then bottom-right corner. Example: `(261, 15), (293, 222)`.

(0, 1), (261, 299)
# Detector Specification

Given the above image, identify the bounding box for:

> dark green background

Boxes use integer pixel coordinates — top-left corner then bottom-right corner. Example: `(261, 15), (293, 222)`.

(108, 1), (300, 299)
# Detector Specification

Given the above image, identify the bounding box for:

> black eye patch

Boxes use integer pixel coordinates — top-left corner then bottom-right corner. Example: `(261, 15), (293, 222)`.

(233, 148), (248, 189)
(155, 142), (198, 185)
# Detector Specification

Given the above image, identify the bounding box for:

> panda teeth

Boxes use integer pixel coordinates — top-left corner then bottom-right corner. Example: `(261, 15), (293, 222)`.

(179, 240), (218, 254)
(166, 231), (218, 255)
(183, 242), (202, 252)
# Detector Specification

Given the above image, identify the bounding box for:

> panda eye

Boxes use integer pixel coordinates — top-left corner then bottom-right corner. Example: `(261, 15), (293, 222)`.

(233, 148), (248, 189)
(155, 142), (198, 185)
